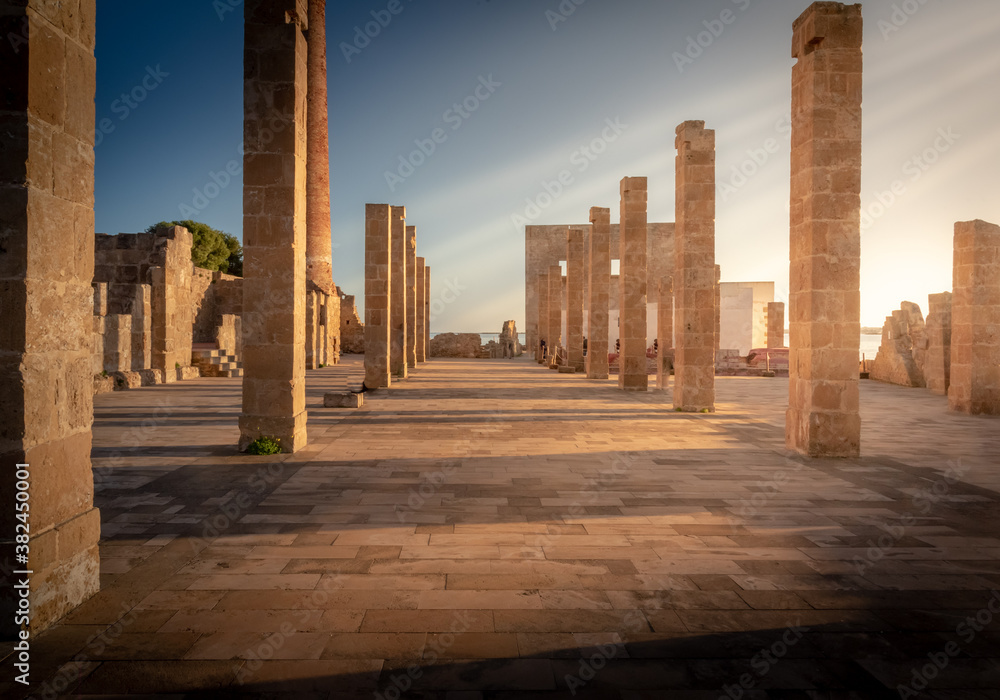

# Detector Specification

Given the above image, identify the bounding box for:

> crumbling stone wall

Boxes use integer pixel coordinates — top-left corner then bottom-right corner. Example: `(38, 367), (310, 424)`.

(340, 292), (365, 353)
(871, 302), (926, 388)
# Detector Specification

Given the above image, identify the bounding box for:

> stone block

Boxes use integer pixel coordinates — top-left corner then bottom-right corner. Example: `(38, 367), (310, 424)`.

(587, 208), (611, 379)
(619, 177), (648, 392)
(324, 392), (363, 408)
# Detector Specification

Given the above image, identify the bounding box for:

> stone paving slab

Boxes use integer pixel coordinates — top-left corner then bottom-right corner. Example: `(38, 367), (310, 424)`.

(2, 356), (1000, 697)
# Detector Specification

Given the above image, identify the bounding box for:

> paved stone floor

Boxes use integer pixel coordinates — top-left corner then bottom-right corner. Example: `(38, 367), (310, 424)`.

(4, 355), (1000, 698)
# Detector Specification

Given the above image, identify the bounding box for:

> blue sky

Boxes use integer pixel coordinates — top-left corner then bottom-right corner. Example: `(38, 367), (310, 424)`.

(95, 0), (1000, 331)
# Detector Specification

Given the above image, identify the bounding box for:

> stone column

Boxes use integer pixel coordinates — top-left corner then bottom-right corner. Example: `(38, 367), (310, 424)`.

(306, 0), (333, 295)
(390, 206), (407, 379)
(240, 0), (309, 453)
(924, 292), (952, 396)
(949, 220), (1000, 415)
(657, 276), (673, 391)
(416, 257), (427, 362)
(537, 273), (549, 363)
(132, 284), (152, 371)
(150, 227), (194, 380)
(673, 121), (716, 412)
(424, 266), (431, 359)
(0, 0), (101, 633)
(619, 177), (648, 391)
(406, 226), (418, 369)
(566, 229), (586, 372)
(305, 290), (319, 370)
(767, 302), (785, 348)
(548, 265), (563, 365)
(714, 265), (722, 352)
(104, 315), (132, 373)
(365, 204), (392, 388)
(787, 2), (863, 457)
(588, 207), (611, 379)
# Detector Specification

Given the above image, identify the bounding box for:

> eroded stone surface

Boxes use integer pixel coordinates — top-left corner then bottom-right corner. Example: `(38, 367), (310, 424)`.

(674, 121), (716, 412)
(618, 177), (648, 392)
(871, 302), (926, 388)
(587, 208), (611, 380)
(767, 302), (785, 349)
(786, 2), (863, 457)
(364, 204), (392, 389)
(949, 220), (1000, 415)
(565, 229), (586, 373)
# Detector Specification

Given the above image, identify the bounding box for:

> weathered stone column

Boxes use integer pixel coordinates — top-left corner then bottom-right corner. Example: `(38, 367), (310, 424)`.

(673, 121), (716, 411)
(924, 292), (952, 396)
(365, 204), (392, 388)
(424, 266), (431, 358)
(390, 206), (408, 379)
(240, 0), (309, 453)
(0, 0), (101, 632)
(548, 265), (563, 365)
(306, 0), (333, 295)
(305, 290), (319, 370)
(151, 226), (194, 381)
(657, 276), (673, 391)
(767, 302), (785, 348)
(949, 220), (1000, 415)
(787, 2), (863, 457)
(619, 177), (648, 391)
(714, 265), (722, 352)
(416, 257), (427, 363)
(566, 229), (586, 372)
(537, 273), (549, 363)
(406, 226), (418, 369)
(588, 208), (611, 379)
(132, 284), (152, 371)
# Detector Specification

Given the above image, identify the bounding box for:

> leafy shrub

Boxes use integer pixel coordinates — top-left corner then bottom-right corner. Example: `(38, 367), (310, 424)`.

(246, 436), (282, 455)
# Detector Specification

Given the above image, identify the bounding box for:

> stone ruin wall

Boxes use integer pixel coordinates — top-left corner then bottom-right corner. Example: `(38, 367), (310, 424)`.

(91, 225), (341, 392)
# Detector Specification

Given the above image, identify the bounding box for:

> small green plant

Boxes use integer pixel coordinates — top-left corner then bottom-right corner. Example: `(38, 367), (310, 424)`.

(175, 362), (181, 369)
(246, 436), (282, 455)
(101, 370), (108, 378)
(318, 364), (325, 369)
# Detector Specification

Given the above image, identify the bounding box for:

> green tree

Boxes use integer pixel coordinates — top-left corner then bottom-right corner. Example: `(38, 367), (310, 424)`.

(146, 220), (242, 276)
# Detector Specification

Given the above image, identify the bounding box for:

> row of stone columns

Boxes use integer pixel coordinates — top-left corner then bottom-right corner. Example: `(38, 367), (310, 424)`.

(364, 204), (432, 390)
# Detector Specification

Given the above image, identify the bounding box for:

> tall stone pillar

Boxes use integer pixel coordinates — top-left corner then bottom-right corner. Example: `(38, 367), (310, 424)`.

(390, 206), (407, 379)
(714, 265), (722, 352)
(0, 0), (101, 633)
(305, 290), (319, 370)
(424, 266), (431, 359)
(306, 0), (333, 295)
(405, 226), (418, 369)
(537, 273), (549, 363)
(566, 229), (586, 372)
(240, 0), (309, 453)
(787, 2), (863, 457)
(619, 177), (648, 391)
(657, 276), (673, 391)
(150, 226), (194, 381)
(416, 257), (427, 363)
(767, 302), (785, 348)
(924, 292), (952, 396)
(588, 207), (611, 379)
(365, 204), (392, 389)
(548, 265), (563, 365)
(949, 220), (1000, 415)
(673, 121), (716, 412)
